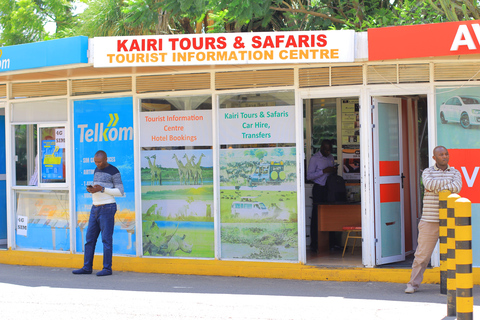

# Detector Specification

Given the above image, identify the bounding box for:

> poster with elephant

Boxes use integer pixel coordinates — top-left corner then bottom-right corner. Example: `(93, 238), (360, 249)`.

(141, 149), (214, 258)
(219, 147), (298, 261)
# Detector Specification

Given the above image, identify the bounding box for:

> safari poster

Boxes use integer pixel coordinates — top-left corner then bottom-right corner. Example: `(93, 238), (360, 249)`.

(436, 87), (480, 266)
(219, 147), (298, 261)
(74, 97), (136, 256)
(141, 149), (214, 258)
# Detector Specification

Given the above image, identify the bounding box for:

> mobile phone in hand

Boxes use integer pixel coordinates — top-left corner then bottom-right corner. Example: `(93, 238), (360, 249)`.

(87, 185), (93, 188)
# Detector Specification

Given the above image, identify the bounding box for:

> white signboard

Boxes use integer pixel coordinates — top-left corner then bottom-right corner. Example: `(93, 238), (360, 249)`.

(55, 128), (66, 148)
(93, 30), (355, 67)
(17, 215), (28, 236)
(219, 106), (295, 145)
(140, 110), (212, 147)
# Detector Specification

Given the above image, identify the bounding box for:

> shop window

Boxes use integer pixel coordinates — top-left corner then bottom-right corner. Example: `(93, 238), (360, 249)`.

(12, 99), (69, 252)
(139, 95), (214, 259)
(15, 189), (69, 251)
(218, 90), (298, 262)
(310, 98), (337, 158)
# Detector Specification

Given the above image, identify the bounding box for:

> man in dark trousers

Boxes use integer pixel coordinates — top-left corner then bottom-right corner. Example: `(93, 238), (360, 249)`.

(307, 140), (337, 252)
(73, 150), (124, 276)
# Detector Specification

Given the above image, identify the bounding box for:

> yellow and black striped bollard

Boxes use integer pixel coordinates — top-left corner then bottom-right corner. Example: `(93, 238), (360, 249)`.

(439, 190), (450, 295)
(447, 193), (460, 317)
(455, 198), (473, 320)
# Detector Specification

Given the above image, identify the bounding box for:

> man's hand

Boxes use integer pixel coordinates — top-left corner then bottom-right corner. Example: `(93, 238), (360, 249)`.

(323, 166), (337, 174)
(86, 185), (103, 193)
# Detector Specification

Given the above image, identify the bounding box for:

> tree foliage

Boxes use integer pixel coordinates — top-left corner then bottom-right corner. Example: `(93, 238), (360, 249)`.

(0, 0), (77, 46)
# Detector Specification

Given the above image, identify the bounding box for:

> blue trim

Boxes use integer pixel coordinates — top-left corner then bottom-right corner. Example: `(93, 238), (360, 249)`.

(0, 36), (88, 73)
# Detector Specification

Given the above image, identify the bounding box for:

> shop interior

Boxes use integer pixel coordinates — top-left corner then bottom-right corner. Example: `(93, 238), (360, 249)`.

(305, 96), (429, 267)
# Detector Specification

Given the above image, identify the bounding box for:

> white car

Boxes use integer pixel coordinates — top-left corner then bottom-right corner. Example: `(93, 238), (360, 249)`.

(439, 95), (480, 129)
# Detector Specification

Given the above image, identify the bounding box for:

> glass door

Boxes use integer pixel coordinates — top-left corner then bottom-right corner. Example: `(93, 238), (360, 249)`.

(373, 97), (405, 265)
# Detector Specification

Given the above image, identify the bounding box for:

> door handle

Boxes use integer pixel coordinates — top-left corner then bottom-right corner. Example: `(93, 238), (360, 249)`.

(401, 173), (406, 188)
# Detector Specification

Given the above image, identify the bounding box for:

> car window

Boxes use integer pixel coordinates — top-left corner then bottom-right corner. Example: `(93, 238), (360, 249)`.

(451, 98), (462, 106)
(461, 97), (480, 104)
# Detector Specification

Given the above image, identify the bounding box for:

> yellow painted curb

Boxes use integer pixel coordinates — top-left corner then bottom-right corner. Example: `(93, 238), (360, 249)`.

(0, 249), (466, 284)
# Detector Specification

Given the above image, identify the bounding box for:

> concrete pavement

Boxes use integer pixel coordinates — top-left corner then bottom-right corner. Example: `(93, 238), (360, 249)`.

(0, 263), (478, 319)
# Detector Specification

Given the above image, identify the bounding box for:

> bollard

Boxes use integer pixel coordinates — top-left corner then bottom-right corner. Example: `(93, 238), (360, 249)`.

(439, 190), (451, 295)
(455, 198), (473, 320)
(447, 193), (460, 316)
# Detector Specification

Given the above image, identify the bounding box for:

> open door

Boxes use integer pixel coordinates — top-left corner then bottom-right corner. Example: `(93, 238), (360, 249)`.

(373, 97), (405, 265)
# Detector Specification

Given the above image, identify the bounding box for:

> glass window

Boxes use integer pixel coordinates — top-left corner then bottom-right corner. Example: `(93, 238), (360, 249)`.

(140, 95), (214, 259)
(218, 90), (298, 262)
(310, 98), (337, 157)
(15, 189), (69, 251)
(15, 125), (37, 186)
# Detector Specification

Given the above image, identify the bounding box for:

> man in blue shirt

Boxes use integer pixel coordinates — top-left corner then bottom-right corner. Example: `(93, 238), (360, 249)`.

(73, 150), (124, 276)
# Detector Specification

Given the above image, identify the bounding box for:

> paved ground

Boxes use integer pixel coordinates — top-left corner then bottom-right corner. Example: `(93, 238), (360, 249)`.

(0, 263), (478, 319)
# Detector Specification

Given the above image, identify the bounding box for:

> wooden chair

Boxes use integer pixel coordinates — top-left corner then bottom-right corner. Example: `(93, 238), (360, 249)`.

(342, 226), (362, 258)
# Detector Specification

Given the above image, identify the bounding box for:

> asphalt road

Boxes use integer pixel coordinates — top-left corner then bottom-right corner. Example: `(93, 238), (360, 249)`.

(0, 263), (478, 320)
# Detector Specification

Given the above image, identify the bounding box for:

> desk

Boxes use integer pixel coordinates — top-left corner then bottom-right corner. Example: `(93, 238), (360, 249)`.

(317, 203), (361, 252)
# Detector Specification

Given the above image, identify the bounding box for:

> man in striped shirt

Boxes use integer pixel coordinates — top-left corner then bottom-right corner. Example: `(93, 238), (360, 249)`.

(73, 150), (124, 276)
(405, 146), (462, 293)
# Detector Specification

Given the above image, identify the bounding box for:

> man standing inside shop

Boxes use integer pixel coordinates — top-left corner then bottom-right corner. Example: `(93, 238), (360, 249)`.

(307, 139), (337, 252)
(405, 146), (462, 293)
(73, 150), (124, 276)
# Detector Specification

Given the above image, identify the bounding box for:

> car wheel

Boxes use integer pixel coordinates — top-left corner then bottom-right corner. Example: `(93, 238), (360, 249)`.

(460, 112), (471, 129)
(440, 112), (447, 124)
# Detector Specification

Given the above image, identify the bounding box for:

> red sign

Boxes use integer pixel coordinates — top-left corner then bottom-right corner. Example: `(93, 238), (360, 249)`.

(368, 20), (480, 61)
(448, 149), (480, 203)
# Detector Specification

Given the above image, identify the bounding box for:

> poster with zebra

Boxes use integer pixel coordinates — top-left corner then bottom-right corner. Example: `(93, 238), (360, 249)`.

(141, 149), (214, 258)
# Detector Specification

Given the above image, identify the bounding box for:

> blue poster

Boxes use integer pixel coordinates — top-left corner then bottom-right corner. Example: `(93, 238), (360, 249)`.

(41, 140), (64, 180)
(74, 97), (136, 255)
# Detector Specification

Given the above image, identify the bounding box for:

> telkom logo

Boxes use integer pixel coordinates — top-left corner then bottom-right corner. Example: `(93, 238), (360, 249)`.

(0, 50), (10, 70)
(78, 113), (133, 142)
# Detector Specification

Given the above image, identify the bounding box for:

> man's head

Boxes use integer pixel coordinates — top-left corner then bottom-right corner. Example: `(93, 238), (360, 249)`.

(94, 150), (108, 170)
(320, 140), (332, 158)
(433, 146), (449, 170)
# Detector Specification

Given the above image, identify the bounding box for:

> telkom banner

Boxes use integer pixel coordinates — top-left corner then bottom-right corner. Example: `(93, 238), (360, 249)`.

(93, 30), (355, 67)
(74, 97), (136, 255)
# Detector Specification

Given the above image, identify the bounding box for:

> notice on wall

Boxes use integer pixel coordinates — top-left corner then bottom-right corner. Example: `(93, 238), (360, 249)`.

(219, 106), (295, 145)
(342, 148), (360, 181)
(341, 99), (359, 145)
(17, 215), (28, 236)
(140, 110), (212, 147)
(55, 128), (66, 148)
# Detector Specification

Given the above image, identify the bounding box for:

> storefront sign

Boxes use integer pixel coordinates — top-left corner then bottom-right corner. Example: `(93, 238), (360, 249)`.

(0, 36), (88, 73)
(219, 106), (295, 145)
(140, 110), (212, 147)
(369, 20), (480, 60)
(16, 215), (28, 236)
(93, 31), (355, 67)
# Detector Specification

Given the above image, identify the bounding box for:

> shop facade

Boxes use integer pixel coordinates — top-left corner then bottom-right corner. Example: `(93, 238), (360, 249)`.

(1, 20), (480, 280)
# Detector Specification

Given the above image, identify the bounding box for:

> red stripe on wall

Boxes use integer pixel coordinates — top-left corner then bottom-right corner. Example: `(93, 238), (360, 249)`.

(380, 183), (401, 203)
(379, 161), (400, 176)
